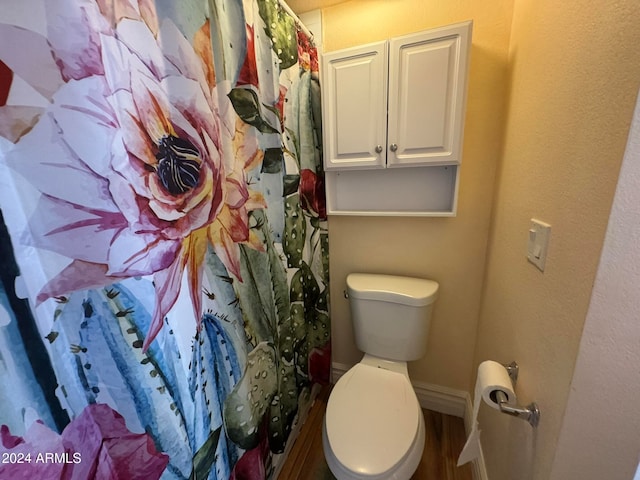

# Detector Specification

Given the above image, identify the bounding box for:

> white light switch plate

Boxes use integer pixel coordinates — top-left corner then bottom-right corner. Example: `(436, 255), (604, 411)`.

(527, 219), (551, 271)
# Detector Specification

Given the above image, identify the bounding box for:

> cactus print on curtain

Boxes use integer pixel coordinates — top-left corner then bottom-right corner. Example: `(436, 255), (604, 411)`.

(0, 0), (329, 478)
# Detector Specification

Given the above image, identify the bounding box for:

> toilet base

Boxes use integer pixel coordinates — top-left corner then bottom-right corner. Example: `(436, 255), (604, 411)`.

(322, 411), (425, 480)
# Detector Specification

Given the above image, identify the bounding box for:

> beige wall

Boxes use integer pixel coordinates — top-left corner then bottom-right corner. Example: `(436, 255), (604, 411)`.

(475, 0), (640, 479)
(317, 0), (514, 391)
(549, 92), (640, 480)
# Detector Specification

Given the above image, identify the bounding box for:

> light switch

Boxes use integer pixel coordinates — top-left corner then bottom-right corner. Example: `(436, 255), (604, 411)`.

(527, 219), (551, 271)
(533, 244), (542, 259)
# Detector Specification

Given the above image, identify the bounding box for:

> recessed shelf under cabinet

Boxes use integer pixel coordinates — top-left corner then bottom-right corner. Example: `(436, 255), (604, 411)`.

(325, 165), (459, 217)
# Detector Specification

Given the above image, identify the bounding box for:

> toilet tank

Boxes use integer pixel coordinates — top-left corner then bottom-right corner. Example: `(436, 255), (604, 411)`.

(346, 273), (439, 362)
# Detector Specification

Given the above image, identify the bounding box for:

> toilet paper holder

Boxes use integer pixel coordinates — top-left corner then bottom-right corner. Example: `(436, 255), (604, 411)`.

(495, 361), (541, 428)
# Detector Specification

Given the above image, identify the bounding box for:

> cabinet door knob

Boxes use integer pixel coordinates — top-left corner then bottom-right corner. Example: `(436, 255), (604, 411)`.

(389, 143), (398, 152)
(375, 145), (383, 153)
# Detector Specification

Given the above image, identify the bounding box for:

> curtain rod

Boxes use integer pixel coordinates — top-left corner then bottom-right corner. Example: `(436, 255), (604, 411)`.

(278, 0), (315, 45)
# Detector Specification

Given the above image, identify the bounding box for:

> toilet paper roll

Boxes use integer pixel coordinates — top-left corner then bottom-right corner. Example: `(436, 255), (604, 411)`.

(457, 360), (517, 466)
(477, 360), (517, 410)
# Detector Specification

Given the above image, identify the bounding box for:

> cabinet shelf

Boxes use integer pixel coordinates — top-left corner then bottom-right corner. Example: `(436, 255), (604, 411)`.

(325, 165), (459, 217)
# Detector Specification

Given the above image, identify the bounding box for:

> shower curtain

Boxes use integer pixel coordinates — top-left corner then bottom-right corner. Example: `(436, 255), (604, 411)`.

(0, 0), (329, 478)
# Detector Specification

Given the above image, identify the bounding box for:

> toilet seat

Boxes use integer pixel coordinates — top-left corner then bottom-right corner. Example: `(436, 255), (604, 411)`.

(324, 363), (422, 477)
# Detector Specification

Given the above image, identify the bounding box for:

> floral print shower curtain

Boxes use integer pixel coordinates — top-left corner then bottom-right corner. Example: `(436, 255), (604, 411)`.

(0, 0), (329, 478)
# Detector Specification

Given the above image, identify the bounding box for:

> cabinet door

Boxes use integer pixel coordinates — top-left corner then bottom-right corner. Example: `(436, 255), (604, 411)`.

(321, 42), (388, 170)
(387, 22), (471, 167)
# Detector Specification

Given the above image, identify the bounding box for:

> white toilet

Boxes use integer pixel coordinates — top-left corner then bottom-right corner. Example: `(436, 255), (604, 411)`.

(322, 273), (439, 480)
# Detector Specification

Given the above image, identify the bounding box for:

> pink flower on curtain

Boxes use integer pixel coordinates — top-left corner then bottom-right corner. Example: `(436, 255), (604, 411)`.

(299, 169), (327, 220)
(308, 341), (331, 384)
(0, 0), (266, 349)
(237, 24), (259, 88)
(229, 430), (270, 480)
(0, 404), (168, 479)
(296, 30), (319, 73)
(0, 60), (11, 106)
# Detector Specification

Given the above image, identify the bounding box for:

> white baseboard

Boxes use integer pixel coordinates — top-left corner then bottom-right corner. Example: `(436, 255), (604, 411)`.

(412, 378), (468, 418)
(332, 362), (489, 480)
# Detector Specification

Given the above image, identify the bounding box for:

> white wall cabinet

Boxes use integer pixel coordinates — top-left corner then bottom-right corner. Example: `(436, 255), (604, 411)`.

(321, 21), (472, 215)
(321, 41), (389, 169)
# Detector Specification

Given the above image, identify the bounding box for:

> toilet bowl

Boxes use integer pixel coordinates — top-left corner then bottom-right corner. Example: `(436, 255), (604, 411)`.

(322, 357), (425, 479)
(322, 273), (438, 480)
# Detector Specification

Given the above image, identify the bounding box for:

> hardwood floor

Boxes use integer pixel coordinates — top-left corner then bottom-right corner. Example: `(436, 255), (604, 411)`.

(278, 386), (473, 480)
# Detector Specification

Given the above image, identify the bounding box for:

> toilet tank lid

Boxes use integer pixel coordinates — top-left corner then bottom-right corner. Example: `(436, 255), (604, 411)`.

(346, 273), (439, 306)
